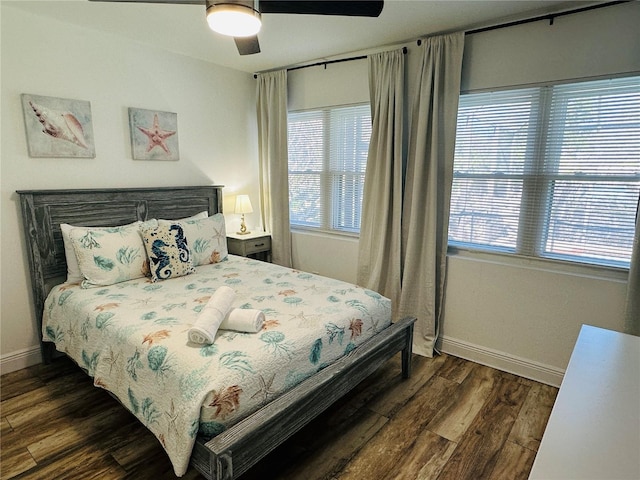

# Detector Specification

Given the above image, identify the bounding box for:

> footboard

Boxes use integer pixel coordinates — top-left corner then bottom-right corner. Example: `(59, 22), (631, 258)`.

(191, 316), (415, 480)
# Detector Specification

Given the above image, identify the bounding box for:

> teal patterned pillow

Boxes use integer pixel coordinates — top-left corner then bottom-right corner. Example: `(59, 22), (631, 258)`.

(61, 220), (142, 284)
(160, 213), (227, 266)
(69, 222), (148, 288)
(141, 222), (195, 282)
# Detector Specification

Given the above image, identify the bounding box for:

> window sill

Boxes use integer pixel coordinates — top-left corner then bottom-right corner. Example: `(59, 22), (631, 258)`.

(447, 246), (629, 283)
(291, 226), (359, 241)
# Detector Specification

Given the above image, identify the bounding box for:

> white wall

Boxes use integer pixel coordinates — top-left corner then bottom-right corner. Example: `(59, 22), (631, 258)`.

(288, 59), (369, 111)
(0, 4), (259, 373)
(286, 1), (640, 386)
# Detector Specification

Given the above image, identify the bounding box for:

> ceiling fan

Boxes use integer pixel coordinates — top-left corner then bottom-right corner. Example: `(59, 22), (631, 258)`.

(89, 0), (384, 55)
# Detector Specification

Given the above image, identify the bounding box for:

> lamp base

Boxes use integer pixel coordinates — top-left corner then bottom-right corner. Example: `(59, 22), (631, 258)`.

(237, 215), (250, 235)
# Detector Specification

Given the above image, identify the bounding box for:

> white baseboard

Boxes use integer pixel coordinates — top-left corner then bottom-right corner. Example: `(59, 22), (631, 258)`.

(0, 346), (42, 375)
(438, 335), (564, 388)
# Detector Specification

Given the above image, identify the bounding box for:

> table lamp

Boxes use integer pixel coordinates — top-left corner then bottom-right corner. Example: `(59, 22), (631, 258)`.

(235, 194), (253, 235)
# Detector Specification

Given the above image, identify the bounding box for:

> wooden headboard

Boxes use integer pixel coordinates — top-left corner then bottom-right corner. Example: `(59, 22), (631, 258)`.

(17, 185), (224, 363)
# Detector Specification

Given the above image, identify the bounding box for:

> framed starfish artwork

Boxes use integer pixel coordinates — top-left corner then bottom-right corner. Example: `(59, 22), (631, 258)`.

(128, 107), (179, 161)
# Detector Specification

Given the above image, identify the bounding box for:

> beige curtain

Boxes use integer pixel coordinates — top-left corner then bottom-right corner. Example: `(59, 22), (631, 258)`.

(357, 49), (405, 313)
(398, 33), (465, 357)
(624, 198), (639, 336)
(256, 69), (292, 267)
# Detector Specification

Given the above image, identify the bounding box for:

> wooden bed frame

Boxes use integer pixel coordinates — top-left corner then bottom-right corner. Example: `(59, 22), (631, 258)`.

(17, 185), (416, 480)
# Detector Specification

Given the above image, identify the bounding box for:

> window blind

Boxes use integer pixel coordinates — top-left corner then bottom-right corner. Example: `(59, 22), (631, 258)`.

(288, 110), (324, 228)
(449, 76), (640, 268)
(450, 88), (542, 252)
(288, 104), (371, 233)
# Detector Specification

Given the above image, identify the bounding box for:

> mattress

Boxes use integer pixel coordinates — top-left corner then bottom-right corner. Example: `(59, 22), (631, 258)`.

(42, 255), (392, 476)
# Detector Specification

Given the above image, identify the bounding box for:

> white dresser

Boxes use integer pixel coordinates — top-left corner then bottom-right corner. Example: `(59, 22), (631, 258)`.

(529, 324), (640, 479)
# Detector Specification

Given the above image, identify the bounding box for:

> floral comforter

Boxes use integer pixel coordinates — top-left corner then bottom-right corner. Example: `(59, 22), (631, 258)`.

(42, 255), (391, 476)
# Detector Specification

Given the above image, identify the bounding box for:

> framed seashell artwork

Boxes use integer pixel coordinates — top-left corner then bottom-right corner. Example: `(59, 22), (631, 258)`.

(128, 107), (179, 161)
(21, 93), (96, 158)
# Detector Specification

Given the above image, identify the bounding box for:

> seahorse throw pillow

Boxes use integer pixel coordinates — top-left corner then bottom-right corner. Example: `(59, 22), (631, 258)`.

(141, 222), (195, 282)
(69, 222), (149, 288)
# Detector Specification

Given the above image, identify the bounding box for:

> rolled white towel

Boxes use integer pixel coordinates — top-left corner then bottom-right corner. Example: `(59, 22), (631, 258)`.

(188, 286), (235, 344)
(221, 309), (265, 333)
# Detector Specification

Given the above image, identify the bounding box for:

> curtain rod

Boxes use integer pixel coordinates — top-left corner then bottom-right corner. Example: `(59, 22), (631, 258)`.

(288, 45), (408, 72)
(465, 0), (628, 36)
(287, 55), (366, 72)
(254, 46), (406, 78)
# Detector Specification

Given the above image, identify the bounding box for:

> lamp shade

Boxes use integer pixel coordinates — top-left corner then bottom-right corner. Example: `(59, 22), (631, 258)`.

(206, 3), (261, 37)
(235, 194), (253, 214)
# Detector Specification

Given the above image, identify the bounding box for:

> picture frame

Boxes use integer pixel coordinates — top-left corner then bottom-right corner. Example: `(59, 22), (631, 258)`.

(21, 93), (96, 158)
(128, 107), (179, 161)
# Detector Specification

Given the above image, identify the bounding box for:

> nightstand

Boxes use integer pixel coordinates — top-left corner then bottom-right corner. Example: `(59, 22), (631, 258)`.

(227, 232), (272, 262)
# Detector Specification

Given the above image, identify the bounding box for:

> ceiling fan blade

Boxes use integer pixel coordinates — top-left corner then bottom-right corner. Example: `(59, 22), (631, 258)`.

(234, 36), (261, 55)
(260, 1), (383, 17)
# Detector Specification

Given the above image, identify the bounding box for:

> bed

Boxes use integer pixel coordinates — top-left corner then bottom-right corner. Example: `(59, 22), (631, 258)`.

(17, 185), (415, 480)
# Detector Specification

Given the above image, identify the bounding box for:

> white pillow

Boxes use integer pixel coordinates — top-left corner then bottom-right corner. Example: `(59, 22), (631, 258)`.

(61, 223), (84, 284)
(160, 213), (227, 266)
(61, 221), (140, 284)
(157, 211), (208, 223)
(68, 222), (148, 288)
(180, 210), (208, 221)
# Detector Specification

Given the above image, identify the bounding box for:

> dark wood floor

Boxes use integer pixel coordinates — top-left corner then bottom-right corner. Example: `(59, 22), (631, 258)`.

(1, 352), (557, 480)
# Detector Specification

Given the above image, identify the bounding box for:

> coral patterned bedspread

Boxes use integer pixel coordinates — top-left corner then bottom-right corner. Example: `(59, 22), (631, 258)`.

(42, 255), (392, 476)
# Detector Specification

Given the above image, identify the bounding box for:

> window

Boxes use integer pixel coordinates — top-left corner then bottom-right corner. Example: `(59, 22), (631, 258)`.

(288, 104), (371, 234)
(449, 76), (640, 268)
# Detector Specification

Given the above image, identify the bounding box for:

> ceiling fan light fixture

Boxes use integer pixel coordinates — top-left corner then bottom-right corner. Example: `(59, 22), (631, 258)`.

(206, 3), (262, 37)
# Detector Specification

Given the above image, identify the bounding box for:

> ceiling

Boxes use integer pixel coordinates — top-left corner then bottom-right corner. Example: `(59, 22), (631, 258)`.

(8, 0), (598, 73)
